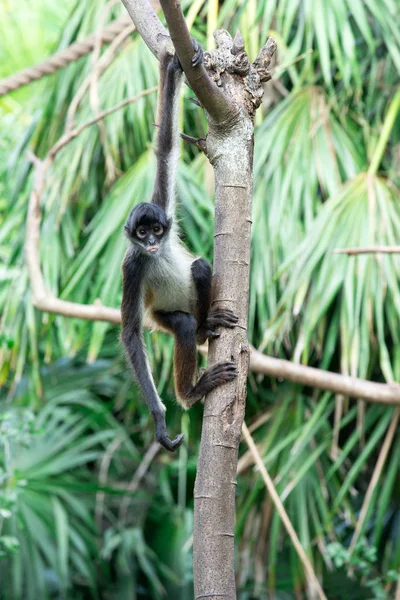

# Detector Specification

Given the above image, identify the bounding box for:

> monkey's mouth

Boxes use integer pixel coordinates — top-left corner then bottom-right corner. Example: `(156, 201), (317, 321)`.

(147, 246), (159, 254)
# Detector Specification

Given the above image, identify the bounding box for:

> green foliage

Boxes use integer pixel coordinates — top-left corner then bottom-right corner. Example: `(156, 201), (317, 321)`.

(327, 539), (400, 599)
(1, 0), (400, 597)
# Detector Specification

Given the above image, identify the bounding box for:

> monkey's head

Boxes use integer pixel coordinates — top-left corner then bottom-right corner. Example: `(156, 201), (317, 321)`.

(124, 203), (171, 256)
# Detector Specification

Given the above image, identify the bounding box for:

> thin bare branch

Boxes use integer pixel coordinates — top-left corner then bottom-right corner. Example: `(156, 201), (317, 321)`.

(66, 23), (135, 131)
(96, 435), (124, 529)
(335, 246), (400, 255)
(242, 423), (328, 600)
(52, 87), (157, 158)
(90, 0), (120, 182)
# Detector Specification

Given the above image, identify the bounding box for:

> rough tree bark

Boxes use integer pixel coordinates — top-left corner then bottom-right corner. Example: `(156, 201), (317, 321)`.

(121, 1), (275, 597)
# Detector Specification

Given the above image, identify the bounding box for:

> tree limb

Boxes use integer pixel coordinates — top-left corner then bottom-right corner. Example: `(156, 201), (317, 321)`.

(249, 349), (400, 405)
(120, 0), (171, 57)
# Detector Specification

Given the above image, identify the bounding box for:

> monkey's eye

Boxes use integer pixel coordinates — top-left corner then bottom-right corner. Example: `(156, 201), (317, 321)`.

(153, 224), (163, 235)
(136, 228), (147, 239)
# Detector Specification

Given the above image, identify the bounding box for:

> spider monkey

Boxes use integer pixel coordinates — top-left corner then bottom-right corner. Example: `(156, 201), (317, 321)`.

(121, 40), (238, 451)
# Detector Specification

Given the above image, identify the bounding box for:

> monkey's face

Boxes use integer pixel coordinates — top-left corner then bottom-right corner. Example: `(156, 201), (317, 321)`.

(124, 203), (171, 256)
(132, 221), (167, 255)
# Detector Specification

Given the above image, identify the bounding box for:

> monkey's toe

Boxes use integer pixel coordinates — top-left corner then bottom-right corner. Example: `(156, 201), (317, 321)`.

(206, 310), (239, 329)
(206, 361), (237, 384)
(213, 309), (239, 322)
(206, 329), (220, 339)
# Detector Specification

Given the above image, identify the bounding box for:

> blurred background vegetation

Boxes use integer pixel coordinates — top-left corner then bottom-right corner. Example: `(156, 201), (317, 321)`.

(1, 0), (400, 598)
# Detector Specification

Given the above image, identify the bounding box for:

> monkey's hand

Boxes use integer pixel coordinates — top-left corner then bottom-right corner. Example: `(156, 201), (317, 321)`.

(196, 309), (238, 344)
(172, 38), (203, 71)
(155, 417), (185, 452)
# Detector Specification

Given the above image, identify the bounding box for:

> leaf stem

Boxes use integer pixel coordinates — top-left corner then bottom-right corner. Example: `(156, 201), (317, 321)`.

(368, 88), (400, 176)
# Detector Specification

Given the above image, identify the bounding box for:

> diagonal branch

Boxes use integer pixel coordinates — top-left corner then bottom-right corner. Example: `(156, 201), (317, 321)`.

(242, 423), (328, 600)
(120, 0), (171, 58)
(121, 0), (236, 124)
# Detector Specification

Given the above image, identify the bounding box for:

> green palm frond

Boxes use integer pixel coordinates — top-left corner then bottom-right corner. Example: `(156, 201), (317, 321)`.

(265, 174), (400, 379)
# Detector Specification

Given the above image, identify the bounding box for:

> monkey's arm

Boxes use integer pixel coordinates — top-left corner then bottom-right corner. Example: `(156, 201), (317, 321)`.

(191, 258), (238, 344)
(151, 40), (203, 215)
(121, 253), (184, 451)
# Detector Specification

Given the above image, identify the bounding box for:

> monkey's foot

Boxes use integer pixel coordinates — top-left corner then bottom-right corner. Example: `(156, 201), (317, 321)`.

(190, 361), (237, 401)
(191, 38), (204, 67)
(156, 430), (184, 452)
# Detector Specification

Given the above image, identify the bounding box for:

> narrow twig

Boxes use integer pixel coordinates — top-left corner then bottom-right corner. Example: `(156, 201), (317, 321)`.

(153, 122), (206, 151)
(52, 87), (157, 158)
(335, 246), (400, 255)
(66, 23), (135, 131)
(118, 442), (160, 523)
(242, 423), (328, 600)
(180, 133), (207, 152)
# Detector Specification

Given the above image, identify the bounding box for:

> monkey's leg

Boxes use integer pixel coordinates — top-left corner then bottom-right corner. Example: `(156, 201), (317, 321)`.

(153, 310), (237, 409)
(121, 329), (184, 452)
(191, 258), (239, 344)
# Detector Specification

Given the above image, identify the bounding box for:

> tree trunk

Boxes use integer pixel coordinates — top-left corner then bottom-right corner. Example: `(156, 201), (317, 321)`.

(193, 113), (253, 599)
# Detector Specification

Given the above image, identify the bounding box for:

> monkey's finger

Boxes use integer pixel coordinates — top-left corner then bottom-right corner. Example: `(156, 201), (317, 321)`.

(157, 432), (185, 452)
